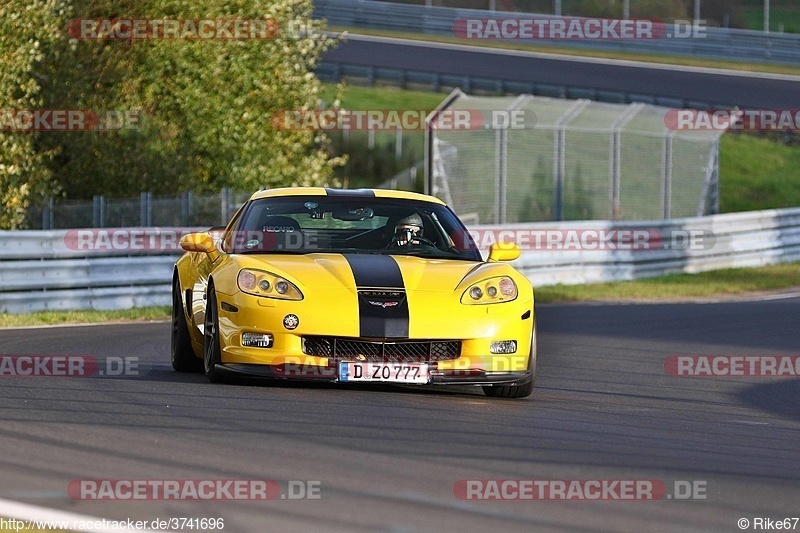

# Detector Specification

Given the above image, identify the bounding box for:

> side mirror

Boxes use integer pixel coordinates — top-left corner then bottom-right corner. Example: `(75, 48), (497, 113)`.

(180, 232), (217, 254)
(488, 242), (521, 262)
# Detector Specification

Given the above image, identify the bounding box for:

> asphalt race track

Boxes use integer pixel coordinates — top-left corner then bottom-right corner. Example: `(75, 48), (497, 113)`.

(325, 35), (800, 109)
(1, 297), (799, 532)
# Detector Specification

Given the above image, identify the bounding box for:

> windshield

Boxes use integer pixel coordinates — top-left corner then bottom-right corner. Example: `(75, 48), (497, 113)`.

(222, 196), (482, 261)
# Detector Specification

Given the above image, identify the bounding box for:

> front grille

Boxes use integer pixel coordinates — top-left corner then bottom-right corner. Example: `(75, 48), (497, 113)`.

(302, 337), (461, 363)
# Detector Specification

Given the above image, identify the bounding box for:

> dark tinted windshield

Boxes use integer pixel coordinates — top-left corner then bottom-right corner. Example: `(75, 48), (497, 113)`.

(222, 196), (481, 261)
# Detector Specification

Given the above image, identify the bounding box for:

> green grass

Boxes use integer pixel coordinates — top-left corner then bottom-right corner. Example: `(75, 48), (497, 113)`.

(535, 262), (800, 303)
(320, 84), (447, 111)
(720, 134), (800, 213)
(741, 7), (800, 33)
(0, 306), (170, 328)
(331, 27), (800, 77)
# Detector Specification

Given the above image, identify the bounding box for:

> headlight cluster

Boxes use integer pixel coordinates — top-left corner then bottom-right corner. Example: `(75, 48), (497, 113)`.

(461, 276), (517, 304)
(237, 269), (303, 300)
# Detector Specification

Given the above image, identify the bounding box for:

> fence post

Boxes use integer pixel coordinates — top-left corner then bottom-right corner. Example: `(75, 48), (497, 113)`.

(181, 192), (191, 226)
(42, 197), (54, 230)
(698, 138), (721, 216)
(495, 125), (507, 224)
(494, 94), (531, 224)
(553, 99), (590, 221)
(424, 89), (463, 196)
(221, 188), (230, 225)
(711, 140), (720, 215)
(140, 192), (152, 226)
(610, 103), (644, 220)
(662, 133), (674, 219)
(395, 129), (403, 160)
(92, 195), (105, 228)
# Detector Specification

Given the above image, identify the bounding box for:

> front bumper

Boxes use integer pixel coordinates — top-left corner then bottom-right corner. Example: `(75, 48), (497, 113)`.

(215, 362), (533, 387)
(210, 288), (534, 383)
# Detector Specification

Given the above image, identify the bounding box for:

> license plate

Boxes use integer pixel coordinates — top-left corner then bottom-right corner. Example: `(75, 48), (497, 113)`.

(338, 362), (429, 384)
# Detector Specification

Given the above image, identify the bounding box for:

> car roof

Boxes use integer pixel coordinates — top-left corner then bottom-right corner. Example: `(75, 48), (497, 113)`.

(249, 187), (446, 205)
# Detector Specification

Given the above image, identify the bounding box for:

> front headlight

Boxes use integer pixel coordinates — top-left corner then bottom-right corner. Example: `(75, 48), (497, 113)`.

(461, 276), (517, 304)
(237, 269), (303, 300)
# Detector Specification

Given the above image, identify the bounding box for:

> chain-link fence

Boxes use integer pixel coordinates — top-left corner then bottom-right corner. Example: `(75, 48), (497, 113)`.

(27, 189), (253, 230)
(425, 90), (724, 224)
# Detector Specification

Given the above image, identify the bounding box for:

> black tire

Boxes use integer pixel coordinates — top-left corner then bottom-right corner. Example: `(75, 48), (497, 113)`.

(203, 285), (225, 383)
(171, 278), (202, 372)
(483, 321), (537, 399)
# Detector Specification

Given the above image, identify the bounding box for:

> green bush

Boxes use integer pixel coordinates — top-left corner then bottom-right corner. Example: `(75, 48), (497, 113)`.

(1, 0), (342, 228)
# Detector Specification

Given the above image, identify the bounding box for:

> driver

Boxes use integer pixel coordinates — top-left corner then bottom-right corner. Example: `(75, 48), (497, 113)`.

(388, 213), (426, 247)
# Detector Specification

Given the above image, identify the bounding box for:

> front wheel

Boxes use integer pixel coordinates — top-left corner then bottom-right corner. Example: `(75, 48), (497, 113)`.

(483, 321), (537, 399)
(172, 279), (202, 372)
(203, 286), (225, 383)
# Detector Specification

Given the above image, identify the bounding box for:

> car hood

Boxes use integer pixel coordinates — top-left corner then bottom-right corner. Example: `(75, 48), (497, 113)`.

(237, 253), (509, 292)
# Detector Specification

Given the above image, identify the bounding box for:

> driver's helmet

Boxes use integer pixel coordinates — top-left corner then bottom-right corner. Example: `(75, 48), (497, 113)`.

(392, 213), (423, 246)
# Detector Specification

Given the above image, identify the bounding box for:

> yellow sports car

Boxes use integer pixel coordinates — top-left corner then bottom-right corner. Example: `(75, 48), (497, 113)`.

(172, 188), (536, 398)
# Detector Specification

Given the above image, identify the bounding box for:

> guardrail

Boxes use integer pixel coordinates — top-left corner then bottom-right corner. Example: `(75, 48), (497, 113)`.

(1, 208), (799, 314)
(315, 0), (800, 65)
(0, 228), (203, 314)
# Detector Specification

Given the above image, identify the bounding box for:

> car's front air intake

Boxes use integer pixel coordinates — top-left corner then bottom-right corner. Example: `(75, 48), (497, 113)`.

(302, 337), (461, 363)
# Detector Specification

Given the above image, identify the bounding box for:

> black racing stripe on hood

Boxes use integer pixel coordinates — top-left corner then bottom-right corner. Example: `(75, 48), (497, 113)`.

(324, 188), (375, 197)
(343, 254), (409, 339)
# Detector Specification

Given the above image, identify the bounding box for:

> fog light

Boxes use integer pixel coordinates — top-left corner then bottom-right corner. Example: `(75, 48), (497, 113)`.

(490, 340), (517, 354)
(242, 333), (273, 348)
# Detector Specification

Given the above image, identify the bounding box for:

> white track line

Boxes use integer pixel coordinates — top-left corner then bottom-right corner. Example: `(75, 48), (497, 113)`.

(342, 32), (800, 82)
(0, 497), (158, 533)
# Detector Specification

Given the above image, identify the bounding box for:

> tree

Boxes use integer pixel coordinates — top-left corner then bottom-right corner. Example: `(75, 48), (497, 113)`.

(4, 0), (343, 226)
(0, 0), (65, 229)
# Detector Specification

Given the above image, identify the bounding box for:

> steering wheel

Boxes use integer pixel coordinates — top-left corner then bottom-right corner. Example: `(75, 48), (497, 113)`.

(390, 235), (437, 248)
